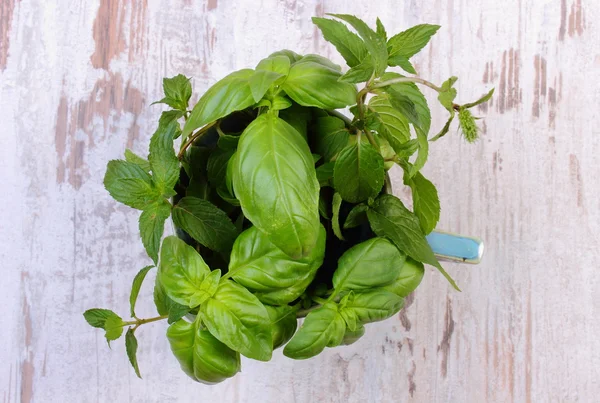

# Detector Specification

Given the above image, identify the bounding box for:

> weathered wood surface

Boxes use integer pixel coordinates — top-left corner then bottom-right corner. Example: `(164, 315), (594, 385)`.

(1, 0), (598, 402)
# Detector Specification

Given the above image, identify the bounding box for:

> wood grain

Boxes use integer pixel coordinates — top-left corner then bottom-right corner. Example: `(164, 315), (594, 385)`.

(1, 0), (599, 401)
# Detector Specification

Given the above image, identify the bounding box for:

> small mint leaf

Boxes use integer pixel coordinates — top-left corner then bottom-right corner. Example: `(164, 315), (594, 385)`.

(130, 266), (154, 318)
(125, 328), (142, 378)
(83, 308), (119, 328)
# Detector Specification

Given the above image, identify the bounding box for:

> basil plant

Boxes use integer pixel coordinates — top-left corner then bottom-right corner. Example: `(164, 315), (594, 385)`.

(84, 13), (492, 383)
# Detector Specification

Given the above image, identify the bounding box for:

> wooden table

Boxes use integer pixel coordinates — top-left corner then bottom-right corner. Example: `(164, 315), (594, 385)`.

(1, 1), (598, 401)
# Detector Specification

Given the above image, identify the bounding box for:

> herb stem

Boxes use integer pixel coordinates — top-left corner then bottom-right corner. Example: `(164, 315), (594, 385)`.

(177, 121), (218, 160)
(370, 77), (443, 93)
(311, 296), (329, 305)
(124, 314), (168, 330)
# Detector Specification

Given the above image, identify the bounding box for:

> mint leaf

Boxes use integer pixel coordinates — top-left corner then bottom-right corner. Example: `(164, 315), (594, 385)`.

(125, 328), (141, 378)
(386, 90), (421, 130)
(312, 116), (350, 161)
(124, 149), (151, 173)
(139, 199), (171, 264)
(129, 266), (154, 318)
(83, 308), (120, 328)
(394, 139), (419, 158)
(388, 55), (416, 74)
(329, 14), (388, 76)
(338, 56), (374, 83)
(407, 172), (440, 234)
(311, 17), (368, 67)
(380, 72), (431, 134)
(103, 160), (160, 210)
(438, 76), (458, 112)
(316, 161), (335, 187)
(332, 192), (345, 240)
(462, 88), (495, 109)
(429, 115), (454, 141)
(410, 130), (429, 177)
(153, 74), (192, 111)
(376, 18), (387, 41)
(369, 94), (411, 152)
(158, 110), (184, 138)
(387, 24), (440, 60)
(333, 141), (385, 203)
(171, 196), (238, 253)
(367, 194), (460, 291)
(149, 120), (179, 197)
(104, 315), (125, 344)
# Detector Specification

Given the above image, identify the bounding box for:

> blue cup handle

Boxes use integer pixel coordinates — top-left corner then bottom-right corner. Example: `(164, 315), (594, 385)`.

(426, 230), (484, 264)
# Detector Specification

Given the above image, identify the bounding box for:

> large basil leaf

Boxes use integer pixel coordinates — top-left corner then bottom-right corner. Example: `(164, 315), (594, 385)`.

(367, 194), (460, 290)
(182, 69), (256, 140)
(233, 113), (320, 259)
(341, 324), (365, 345)
(103, 160), (159, 210)
(199, 280), (273, 361)
(172, 196), (238, 253)
(148, 119), (179, 197)
(167, 319), (240, 384)
(157, 236), (211, 307)
(333, 141), (384, 203)
(332, 237), (406, 293)
(265, 305), (298, 349)
(311, 17), (368, 67)
(139, 199), (171, 264)
(368, 94), (411, 152)
(382, 257), (425, 297)
(281, 57), (357, 109)
(312, 116), (350, 161)
(341, 290), (404, 324)
(228, 225), (326, 305)
(269, 49), (303, 64)
(153, 278), (190, 324)
(283, 303), (345, 360)
(256, 55), (291, 85)
(328, 14), (388, 77)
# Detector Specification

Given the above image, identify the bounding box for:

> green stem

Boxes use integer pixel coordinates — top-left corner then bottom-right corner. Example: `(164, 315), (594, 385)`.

(312, 296), (329, 305)
(325, 109), (354, 130)
(177, 121), (218, 160)
(370, 76), (443, 93)
(124, 315), (168, 330)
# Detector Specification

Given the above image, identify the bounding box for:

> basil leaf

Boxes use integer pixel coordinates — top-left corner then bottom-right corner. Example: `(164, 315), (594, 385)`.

(387, 24), (440, 61)
(332, 237), (406, 293)
(217, 133), (240, 151)
(341, 290), (404, 324)
(283, 302), (345, 360)
(103, 160), (159, 210)
(382, 257), (425, 297)
(269, 49), (303, 64)
(343, 204), (368, 229)
(311, 17), (368, 67)
(265, 305), (298, 349)
(312, 116), (349, 161)
(316, 162), (335, 187)
(153, 74), (192, 111)
(281, 57), (357, 109)
(199, 280), (273, 361)
(139, 199), (171, 264)
(328, 14), (388, 77)
(129, 266), (154, 318)
(256, 55), (291, 78)
(157, 236), (211, 307)
(407, 172), (440, 234)
(333, 142), (384, 203)
(167, 319), (240, 384)
(248, 69), (285, 102)
(233, 114), (320, 259)
(278, 102), (311, 140)
(172, 197), (238, 253)
(207, 148), (235, 188)
(124, 149), (151, 172)
(153, 279), (190, 324)
(367, 194), (460, 290)
(369, 94), (411, 151)
(332, 192), (344, 240)
(182, 69), (256, 140)
(149, 120), (179, 197)
(341, 324), (365, 345)
(228, 225), (326, 305)
(125, 328), (141, 378)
